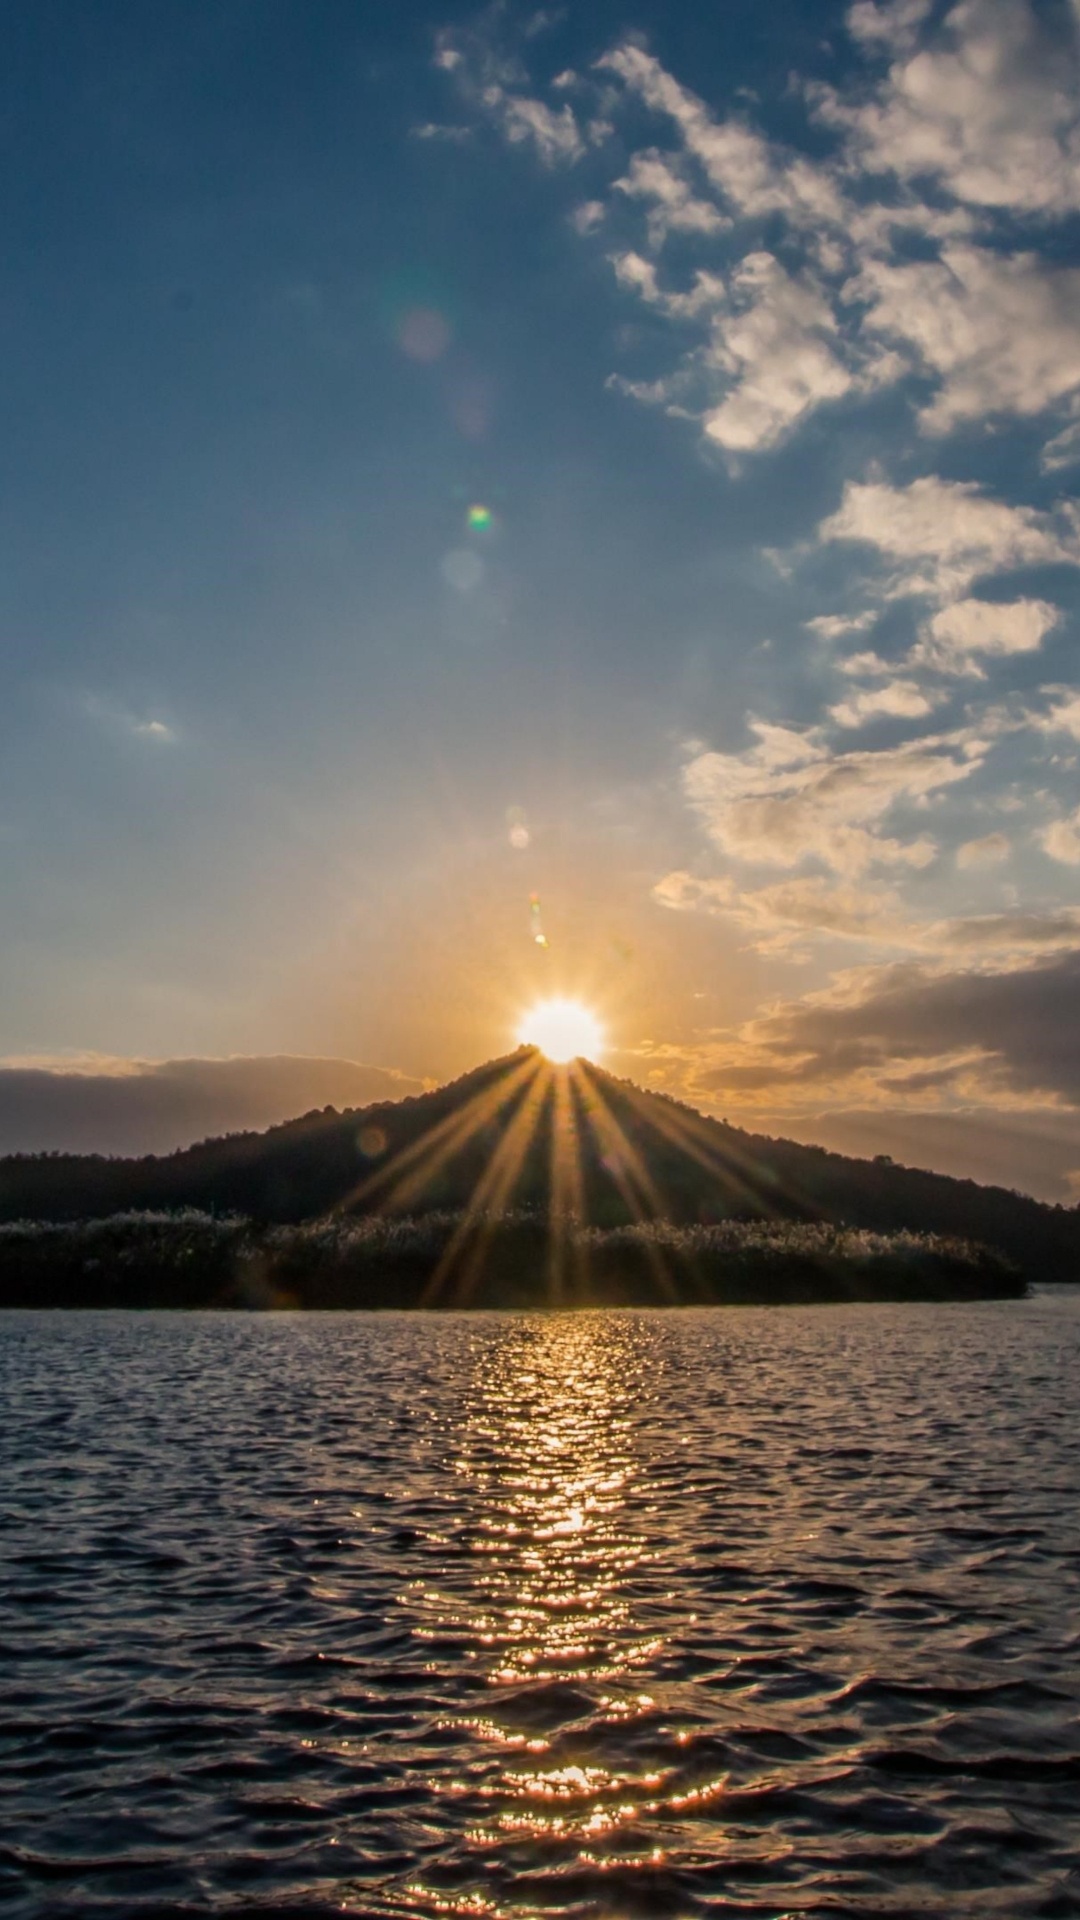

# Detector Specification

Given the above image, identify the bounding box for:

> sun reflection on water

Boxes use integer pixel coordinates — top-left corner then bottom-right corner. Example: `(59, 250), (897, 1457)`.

(400, 1313), (682, 1908)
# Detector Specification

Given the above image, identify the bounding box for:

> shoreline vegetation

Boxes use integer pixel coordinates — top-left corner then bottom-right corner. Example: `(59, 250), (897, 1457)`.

(0, 1209), (1024, 1308)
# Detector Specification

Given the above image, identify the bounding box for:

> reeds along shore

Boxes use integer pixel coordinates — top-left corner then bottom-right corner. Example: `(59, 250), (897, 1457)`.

(0, 1209), (1024, 1308)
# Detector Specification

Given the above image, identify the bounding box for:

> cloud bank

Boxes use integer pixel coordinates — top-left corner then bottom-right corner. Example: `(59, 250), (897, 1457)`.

(0, 1057), (427, 1158)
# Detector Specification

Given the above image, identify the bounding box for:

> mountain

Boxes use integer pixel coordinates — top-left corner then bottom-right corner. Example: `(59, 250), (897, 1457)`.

(0, 1049), (1076, 1282)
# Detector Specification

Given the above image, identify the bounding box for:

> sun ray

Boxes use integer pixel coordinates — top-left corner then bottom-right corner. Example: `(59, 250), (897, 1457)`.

(517, 998), (604, 1064)
(613, 1081), (774, 1218)
(549, 1064), (587, 1303)
(571, 1064), (678, 1301)
(339, 1052), (539, 1217)
(615, 1080), (822, 1220)
(422, 1061), (554, 1304)
(573, 1064), (667, 1222)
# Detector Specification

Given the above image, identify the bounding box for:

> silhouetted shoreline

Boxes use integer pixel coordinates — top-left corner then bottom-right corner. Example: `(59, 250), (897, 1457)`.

(0, 1210), (1024, 1308)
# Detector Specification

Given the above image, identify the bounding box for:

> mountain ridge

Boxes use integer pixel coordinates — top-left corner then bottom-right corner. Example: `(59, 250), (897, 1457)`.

(1, 1048), (1076, 1282)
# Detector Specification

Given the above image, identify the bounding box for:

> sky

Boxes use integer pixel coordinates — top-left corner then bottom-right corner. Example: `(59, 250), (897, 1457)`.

(2, 0), (1080, 1198)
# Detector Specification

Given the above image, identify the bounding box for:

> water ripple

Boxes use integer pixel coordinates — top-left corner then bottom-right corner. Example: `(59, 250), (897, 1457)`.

(2, 1296), (1079, 1916)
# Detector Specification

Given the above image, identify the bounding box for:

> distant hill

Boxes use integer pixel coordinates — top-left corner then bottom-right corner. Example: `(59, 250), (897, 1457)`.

(0, 1049), (1076, 1283)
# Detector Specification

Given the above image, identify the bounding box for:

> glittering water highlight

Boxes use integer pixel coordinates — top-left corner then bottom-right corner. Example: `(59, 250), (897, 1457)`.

(2, 1298), (1079, 1917)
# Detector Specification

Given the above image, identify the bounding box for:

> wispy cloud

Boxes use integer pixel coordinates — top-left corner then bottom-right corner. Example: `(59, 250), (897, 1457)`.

(676, 718), (993, 877)
(83, 694), (178, 743)
(439, 2), (1080, 469)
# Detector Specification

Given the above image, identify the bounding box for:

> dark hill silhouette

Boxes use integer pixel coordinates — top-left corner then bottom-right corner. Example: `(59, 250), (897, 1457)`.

(0, 1049), (1076, 1282)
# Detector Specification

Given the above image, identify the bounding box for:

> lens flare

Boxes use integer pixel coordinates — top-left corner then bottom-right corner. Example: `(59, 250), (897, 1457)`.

(467, 503), (493, 530)
(517, 999), (605, 1064)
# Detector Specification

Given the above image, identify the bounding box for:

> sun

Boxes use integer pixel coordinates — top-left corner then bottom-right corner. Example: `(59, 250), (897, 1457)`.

(517, 998), (605, 1064)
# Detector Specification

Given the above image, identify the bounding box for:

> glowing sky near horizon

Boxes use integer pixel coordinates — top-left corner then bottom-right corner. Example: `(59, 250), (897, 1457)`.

(1, 0), (1080, 1196)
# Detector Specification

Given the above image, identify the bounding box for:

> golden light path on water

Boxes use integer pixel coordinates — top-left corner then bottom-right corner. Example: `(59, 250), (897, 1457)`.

(396, 1314), (725, 1915)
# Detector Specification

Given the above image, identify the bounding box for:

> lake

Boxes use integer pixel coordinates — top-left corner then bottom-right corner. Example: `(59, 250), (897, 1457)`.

(2, 1298), (1079, 1918)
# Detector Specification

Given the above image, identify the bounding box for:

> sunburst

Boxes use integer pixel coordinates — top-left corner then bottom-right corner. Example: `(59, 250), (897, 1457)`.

(517, 998), (605, 1064)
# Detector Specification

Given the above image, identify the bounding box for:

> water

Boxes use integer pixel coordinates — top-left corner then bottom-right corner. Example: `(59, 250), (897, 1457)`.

(2, 1298), (1079, 1919)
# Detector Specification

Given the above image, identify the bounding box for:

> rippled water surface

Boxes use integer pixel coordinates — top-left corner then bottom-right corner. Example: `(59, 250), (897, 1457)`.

(3, 1299), (1080, 1919)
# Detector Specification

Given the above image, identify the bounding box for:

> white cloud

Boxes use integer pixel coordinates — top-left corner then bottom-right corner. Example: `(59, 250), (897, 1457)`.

(450, 13), (1080, 469)
(819, 476), (1080, 600)
(84, 695), (177, 744)
(410, 122), (471, 143)
(607, 248), (880, 454)
(655, 864), (1079, 959)
(485, 88), (584, 164)
(699, 254), (858, 453)
(598, 41), (845, 227)
(679, 719), (991, 876)
(655, 870), (902, 947)
(818, 0), (1080, 215)
(912, 597), (1060, 675)
(609, 250), (725, 319)
(956, 831), (1009, 868)
(805, 611), (878, 640)
(850, 245), (1080, 435)
(1035, 688), (1080, 741)
(829, 677), (941, 728)
(570, 199), (606, 234)
(1042, 411), (1080, 474)
(836, 650), (894, 677)
(846, 0), (934, 55)
(1039, 809), (1080, 865)
(614, 148), (729, 245)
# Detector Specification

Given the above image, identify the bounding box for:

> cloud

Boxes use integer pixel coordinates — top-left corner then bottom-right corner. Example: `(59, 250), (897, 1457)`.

(805, 612), (879, 641)
(1038, 808), (1080, 866)
(818, 476), (1080, 600)
(693, 947), (1080, 1110)
(0, 1055), (427, 1158)
(849, 245), (1080, 434)
(829, 677), (941, 728)
(597, 40), (845, 227)
(835, 650), (894, 677)
(775, 1103), (1080, 1204)
(614, 148), (730, 245)
(451, 10), (1080, 473)
(680, 718), (990, 876)
(655, 870), (902, 947)
(570, 199), (606, 234)
(607, 249), (874, 454)
(911, 597), (1060, 675)
(817, 0), (1080, 216)
(433, 25), (585, 166)
(84, 694), (177, 743)
(1042, 411), (1080, 474)
(488, 89), (584, 164)
(846, 0), (934, 55)
(956, 831), (1009, 868)
(698, 254), (860, 454)
(1036, 688), (1080, 741)
(655, 866), (1078, 960)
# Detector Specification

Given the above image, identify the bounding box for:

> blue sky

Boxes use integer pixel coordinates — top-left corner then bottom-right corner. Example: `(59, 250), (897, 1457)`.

(3, 0), (1080, 1197)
